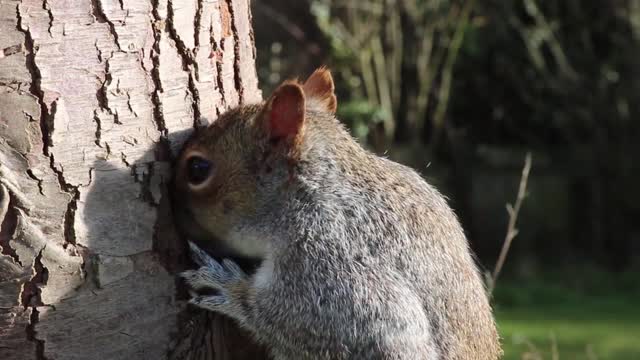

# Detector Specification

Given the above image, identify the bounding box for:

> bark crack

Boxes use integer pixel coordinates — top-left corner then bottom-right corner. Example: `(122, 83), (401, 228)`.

(23, 110), (37, 123)
(126, 91), (138, 117)
(63, 189), (79, 249)
(47, 154), (81, 249)
(95, 40), (103, 63)
(90, 0), (122, 50)
(93, 109), (102, 147)
(225, 0), (243, 104)
(166, 0), (201, 126)
(16, 3), (52, 157)
(22, 248), (48, 360)
(211, 6), (225, 113)
(194, 0), (203, 54)
(96, 53), (120, 125)
(150, 1), (167, 135)
(26, 170), (45, 195)
(43, 0), (53, 37)
(2, 43), (25, 58)
(0, 185), (21, 266)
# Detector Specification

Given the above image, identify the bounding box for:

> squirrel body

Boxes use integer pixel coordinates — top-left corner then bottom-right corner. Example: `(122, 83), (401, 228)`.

(175, 68), (501, 359)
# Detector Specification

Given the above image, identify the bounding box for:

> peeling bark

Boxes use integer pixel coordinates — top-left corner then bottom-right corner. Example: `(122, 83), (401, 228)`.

(1, 0), (263, 359)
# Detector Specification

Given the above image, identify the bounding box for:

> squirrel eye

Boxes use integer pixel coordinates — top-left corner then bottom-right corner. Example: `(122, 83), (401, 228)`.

(186, 156), (213, 186)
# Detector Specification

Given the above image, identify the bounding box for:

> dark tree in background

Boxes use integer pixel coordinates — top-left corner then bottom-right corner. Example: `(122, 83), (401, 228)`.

(450, 0), (640, 270)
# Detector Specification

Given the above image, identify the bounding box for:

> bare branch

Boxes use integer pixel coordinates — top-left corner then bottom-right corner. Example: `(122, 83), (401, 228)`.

(253, 2), (322, 55)
(488, 152), (532, 296)
(430, 0), (476, 148)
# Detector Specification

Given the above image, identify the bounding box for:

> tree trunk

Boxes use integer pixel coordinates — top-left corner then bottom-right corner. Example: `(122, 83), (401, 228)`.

(0, 0), (266, 359)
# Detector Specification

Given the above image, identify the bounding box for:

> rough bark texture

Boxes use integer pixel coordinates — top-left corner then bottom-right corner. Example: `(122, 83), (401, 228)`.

(0, 0), (264, 359)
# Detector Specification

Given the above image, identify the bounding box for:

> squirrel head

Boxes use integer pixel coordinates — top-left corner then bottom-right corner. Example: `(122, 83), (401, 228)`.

(173, 67), (337, 258)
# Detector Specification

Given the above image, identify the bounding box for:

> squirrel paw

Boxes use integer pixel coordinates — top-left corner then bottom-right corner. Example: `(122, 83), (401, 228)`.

(181, 241), (249, 321)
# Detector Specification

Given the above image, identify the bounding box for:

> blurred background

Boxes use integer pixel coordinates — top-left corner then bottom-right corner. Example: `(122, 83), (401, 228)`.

(251, 0), (640, 358)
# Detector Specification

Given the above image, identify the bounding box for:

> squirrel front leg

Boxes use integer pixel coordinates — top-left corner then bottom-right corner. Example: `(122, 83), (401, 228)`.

(181, 241), (254, 329)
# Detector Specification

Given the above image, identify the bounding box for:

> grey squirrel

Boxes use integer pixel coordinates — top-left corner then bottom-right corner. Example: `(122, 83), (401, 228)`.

(173, 68), (502, 359)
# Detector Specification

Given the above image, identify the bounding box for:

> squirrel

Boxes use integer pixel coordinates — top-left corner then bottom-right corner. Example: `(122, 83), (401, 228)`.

(173, 67), (502, 359)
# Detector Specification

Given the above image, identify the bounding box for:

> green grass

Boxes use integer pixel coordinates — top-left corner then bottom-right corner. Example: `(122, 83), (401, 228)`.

(494, 276), (640, 359)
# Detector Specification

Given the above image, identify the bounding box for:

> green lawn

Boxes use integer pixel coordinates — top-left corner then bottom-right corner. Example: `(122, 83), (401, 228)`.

(494, 278), (640, 360)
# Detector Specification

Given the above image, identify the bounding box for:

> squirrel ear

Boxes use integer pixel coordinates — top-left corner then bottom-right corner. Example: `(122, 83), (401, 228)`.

(303, 67), (337, 114)
(263, 81), (306, 141)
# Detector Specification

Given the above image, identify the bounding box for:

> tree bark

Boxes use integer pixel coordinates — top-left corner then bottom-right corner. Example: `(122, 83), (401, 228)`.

(0, 0), (266, 359)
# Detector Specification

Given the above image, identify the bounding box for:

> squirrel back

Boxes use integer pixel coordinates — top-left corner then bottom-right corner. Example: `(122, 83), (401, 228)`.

(174, 68), (502, 359)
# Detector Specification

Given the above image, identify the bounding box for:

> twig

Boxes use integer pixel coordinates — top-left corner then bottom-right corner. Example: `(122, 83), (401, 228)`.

(253, 2), (321, 55)
(550, 331), (559, 360)
(516, 335), (543, 360)
(586, 344), (599, 360)
(430, 0), (476, 148)
(371, 36), (394, 138)
(488, 152), (532, 295)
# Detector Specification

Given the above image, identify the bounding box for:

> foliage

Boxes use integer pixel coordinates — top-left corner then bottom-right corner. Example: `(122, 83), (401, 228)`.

(310, 0), (470, 148)
(335, 99), (386, 142)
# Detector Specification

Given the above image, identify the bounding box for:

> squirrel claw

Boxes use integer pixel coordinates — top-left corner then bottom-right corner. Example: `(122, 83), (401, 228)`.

(182, 243), (249, 320)
(189, 294), (228, 310)
(187, 240), (218, 268)
(180, 266), (226, 292)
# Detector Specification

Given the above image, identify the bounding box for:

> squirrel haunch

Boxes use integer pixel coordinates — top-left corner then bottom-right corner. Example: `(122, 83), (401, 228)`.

(174, 68), (502, 359)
